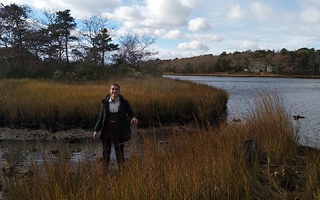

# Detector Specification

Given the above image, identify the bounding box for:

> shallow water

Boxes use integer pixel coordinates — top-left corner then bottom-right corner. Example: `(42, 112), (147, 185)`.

(164, 75), (320, 148)
(0, 137), (143, 170)
(0, 137), (143, 198)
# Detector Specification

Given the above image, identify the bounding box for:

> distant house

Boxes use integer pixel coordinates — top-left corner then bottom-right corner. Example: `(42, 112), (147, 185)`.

(248, 62), (266, 72)
(247, 62), (274, 72)
(266, 64), (273, 72)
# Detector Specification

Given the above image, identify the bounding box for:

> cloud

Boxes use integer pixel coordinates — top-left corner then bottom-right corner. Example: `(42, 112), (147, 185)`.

(153, 49), (200, 60)
(231, 40), (259, 51)
(186, 33), (221, 42)
(177, 40), (209, 51)
(250, 2), (273, 21)
(300, 6), (320, 24)
(227, 4), (245, 19)
(140, 0), (193, 27)
(179, 0), (198, 9)
(107, 0), (196, 36)
(297, 0), (320, 7)
(163, 30), (184, 39)
(161, 30), (221, 42)
(153, 29), (167, 37)
(282, 26), (315, 37)
(112, 5), (144, 23)
(63, 0), (123, 16)
(22, 0), (122, 17)
(188, 18), (214, 32)
(9, 0), (194, 30)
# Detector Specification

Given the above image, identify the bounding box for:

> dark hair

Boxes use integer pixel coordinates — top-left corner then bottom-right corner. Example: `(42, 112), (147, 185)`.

(110, 83), (120, 90)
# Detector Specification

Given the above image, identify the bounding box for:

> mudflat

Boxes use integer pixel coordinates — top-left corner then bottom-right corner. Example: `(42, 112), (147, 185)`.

(0, 128), (93, 142)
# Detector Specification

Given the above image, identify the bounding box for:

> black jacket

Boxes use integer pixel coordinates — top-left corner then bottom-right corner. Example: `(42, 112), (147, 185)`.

(94, 94), (136, 142)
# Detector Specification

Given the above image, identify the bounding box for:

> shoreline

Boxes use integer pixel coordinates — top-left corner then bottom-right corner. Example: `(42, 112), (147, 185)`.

(0, 124), (195, 142)
(0, 127), (93, 142)
(163, 73), (320, 78)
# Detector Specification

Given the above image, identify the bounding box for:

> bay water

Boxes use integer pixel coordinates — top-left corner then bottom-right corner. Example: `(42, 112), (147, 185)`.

(164, 75), (320, 148)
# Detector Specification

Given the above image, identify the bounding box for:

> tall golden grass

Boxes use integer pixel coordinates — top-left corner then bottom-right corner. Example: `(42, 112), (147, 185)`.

(0, 77), (228, 129)
(2, 89), (319, 199)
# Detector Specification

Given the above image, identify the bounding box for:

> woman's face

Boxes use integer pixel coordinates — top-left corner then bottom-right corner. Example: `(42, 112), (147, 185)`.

(110, 85), (120, 100)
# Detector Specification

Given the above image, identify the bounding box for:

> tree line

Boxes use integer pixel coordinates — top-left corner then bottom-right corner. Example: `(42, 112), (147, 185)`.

(0, 3), (157, 79)
(159, 48), (320, 76)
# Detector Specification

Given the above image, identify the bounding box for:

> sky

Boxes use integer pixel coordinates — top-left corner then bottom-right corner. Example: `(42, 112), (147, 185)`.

(1, 0), (320, 60)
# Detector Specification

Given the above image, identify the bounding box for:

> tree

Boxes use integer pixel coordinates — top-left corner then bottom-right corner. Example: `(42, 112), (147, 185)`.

(313, 50), (320, 74)
(296, 51), (310, 71)
(271, 53), (283, 74)
(32, 8), (57, 62)
(0, 4), (40, 77)
(95, 28), (118, 66)
(0, 4), (32, 60)
(80, 15), (118, 66)
(280, 48), (289, 55)
(49, 9), (77, 66)
(116, 33), (157, 70)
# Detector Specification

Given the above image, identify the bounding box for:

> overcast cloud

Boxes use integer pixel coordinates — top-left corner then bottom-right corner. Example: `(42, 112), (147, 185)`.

(1, 0), (320, 59)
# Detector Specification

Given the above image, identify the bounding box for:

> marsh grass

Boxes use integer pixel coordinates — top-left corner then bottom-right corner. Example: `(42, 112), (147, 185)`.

(2, 90), (320, 199)
(0, 77), (228, 129)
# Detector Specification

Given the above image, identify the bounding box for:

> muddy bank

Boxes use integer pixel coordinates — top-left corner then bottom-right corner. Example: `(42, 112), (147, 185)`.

(0, 128), (93, 142)
(0, 124), (195, 142)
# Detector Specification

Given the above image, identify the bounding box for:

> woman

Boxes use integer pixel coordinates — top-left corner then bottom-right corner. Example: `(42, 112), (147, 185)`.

(93, 83), (138, 168)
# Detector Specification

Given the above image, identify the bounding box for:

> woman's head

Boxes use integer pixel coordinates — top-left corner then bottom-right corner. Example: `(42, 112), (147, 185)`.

(110, 83), (120, 100)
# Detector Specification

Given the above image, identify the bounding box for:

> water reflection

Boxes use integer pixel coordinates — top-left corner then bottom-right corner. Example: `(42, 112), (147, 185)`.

(0, 138), (134, 174)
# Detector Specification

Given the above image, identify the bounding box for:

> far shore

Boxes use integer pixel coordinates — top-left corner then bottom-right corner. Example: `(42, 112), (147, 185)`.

(163, 72), (320, 78)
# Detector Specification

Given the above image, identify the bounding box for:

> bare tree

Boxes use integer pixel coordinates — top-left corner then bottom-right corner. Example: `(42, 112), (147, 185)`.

(40, 8), (56, 26)
(80, 14), (109, 43)
(117, 33), (157, 70)
(79, 14), (118, 66)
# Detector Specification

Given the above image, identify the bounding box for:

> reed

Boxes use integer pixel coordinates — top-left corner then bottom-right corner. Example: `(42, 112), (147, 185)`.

(2, 89), (319, 199)
(0, 77), (228, 129)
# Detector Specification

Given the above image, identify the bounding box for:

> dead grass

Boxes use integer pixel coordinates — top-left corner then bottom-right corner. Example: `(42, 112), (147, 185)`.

(2, 90), (319, 199)
(0, 77), (228, 129)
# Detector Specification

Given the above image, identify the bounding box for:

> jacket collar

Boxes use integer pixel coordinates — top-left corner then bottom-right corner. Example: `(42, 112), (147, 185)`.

(102, 94), (123, 103)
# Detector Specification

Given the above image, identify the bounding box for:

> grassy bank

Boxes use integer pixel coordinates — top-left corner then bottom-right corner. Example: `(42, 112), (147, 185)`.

(2, 90), (319, 199)
(0, 77), (228, 130)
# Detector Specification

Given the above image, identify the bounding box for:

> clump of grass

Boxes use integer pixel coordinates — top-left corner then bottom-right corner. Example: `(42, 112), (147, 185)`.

(0, 77), (228, 129)
(126, 78), (228, 126)
(3, 90), (320, 199)
(0, 79), (103, 129)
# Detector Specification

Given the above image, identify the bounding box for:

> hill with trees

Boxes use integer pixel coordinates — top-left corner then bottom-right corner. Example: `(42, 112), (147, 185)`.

(152, 48), (320, 76)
